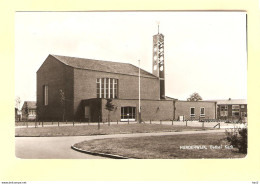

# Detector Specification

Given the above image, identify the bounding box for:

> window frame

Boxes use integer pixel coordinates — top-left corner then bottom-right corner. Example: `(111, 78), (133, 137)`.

(121, 106), (136, 121)
(190, 107), (195, 118)
(96, 78), (118, 99)
(200, 107), (205, 117)
(43, 85), (48, 106)
(232, 105), (240, 116)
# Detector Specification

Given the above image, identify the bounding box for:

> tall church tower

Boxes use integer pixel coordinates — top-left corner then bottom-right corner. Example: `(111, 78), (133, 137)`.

(152, 26), (165, 99)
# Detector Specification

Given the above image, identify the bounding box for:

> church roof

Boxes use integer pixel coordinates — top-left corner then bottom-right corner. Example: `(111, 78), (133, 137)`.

(50, 54), (157, 78)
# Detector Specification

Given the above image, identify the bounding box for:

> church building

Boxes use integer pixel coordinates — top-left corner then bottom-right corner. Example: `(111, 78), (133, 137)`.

(36, 32), (217, 122)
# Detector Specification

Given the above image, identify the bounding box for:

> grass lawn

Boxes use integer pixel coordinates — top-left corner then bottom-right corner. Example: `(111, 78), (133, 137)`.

(73, 133), (246, 159)
(15, 123), (212, 137)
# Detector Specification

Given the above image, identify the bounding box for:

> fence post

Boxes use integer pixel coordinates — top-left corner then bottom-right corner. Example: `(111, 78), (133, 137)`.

(160, 120), (162, 125)
(98, 116), (101, 130)
(150, 119), (151, 124)
(117, 120), (118, 124)
(73, 120), (74, 126)
(58, 121), (59, 127)
(42, 121), (43, 127)
(172, 119), (173, 125)
(219, 123), (220, 129)
(186, 120), (187, 127)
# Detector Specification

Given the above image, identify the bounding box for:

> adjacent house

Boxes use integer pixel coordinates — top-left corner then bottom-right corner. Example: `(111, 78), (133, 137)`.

(215, 99), (247, 121)
(21, 101), (37, 121)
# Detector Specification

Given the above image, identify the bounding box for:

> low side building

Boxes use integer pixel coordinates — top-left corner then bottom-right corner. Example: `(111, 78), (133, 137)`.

(174, 101), (217, 121)
(81, 98), (175, 122)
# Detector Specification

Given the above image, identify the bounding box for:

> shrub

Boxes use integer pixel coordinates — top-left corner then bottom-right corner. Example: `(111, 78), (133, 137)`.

(225, 126), (247, 154)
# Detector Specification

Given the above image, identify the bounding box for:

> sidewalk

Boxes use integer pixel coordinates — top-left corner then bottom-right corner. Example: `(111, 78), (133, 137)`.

(15, 120), (247, 129)
(73, 129), (227, 140)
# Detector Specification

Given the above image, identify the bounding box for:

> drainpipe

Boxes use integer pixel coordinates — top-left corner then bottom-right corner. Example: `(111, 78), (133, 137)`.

(173, 100), (176, 120)
(215, 102), (217, 119)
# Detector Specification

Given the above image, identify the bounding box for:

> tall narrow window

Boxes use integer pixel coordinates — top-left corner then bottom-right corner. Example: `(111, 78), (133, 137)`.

(114, 79), (118, 98)
(200, 107), (205, 117)
(105, 78), (109, 98)
(101, 78), (105, 98)
(43, 85), (48, 106)
(96, 79), (100, 98)
(190, 107), (195, 118)
(109, 78), (113, 98)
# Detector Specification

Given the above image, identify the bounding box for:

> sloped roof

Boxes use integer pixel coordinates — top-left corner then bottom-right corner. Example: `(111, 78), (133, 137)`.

(165, 96), (178, 100)
(50, 54), (157, 78)
(216, 99), (247, 105)
(207, 99), (247, 105)
(22, 101), (36, 109)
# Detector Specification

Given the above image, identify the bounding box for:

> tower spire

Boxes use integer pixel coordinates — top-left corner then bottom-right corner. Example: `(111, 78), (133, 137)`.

(156, 21), (160, 34)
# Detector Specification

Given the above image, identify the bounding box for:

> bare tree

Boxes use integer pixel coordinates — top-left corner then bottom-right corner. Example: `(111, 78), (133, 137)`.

(187, 92), (203, 101)
(59, 89), (65, 121)
(15, 96), (21, 109)
(36, 101), (41, 121)
(24, 102), (29, 120)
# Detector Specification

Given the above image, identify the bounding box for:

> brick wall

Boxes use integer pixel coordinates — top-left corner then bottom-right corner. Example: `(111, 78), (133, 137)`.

(100, 99), (174, 122)
(37, 55), (74, 121)
(175, 101), (216, 120)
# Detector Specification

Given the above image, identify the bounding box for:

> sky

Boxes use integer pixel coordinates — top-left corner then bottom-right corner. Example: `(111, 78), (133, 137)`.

(15, 11), (247, 108)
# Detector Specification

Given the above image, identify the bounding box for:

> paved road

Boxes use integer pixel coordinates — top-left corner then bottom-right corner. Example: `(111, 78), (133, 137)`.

(15, 129), (226, 159)
(15, 136), (107, 159)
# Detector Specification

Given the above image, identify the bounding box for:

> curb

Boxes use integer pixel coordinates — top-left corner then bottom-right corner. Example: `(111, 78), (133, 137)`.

(71, 145), (133, 159)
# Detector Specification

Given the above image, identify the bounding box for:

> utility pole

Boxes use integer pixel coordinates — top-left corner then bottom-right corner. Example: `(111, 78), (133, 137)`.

(138, 59), (141, 123)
